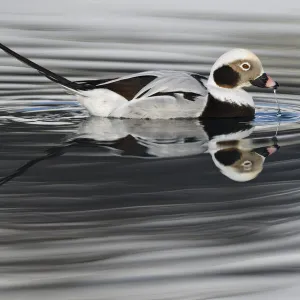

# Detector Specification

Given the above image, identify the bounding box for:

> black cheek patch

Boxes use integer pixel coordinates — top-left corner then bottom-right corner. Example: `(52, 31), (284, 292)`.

(213, 65), (240, 88)
(214, 149), (241, 166)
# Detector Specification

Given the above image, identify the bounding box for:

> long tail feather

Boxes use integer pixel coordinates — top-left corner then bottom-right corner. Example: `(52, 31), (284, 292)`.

(0, 42), (83, 93)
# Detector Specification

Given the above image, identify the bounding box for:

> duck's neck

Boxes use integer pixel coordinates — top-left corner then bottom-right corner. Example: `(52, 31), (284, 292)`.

(201, 82), (255, 118)
(206, 82), (254, 107)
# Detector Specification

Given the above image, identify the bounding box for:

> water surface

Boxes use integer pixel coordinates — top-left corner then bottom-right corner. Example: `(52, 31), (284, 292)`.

(1, 2), (300, 299)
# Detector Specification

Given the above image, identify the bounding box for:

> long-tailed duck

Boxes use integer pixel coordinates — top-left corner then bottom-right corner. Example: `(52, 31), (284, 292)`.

(0, 43), (278, 119)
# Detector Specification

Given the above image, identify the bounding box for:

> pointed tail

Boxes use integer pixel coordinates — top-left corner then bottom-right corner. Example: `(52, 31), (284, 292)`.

(0, 42), (84, 94)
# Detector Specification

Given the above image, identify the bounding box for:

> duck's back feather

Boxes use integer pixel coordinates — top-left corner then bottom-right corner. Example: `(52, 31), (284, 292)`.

(76, 70), (208, 101)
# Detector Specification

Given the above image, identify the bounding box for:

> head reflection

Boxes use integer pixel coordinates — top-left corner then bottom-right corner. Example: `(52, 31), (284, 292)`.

(210, 137), (279, 182)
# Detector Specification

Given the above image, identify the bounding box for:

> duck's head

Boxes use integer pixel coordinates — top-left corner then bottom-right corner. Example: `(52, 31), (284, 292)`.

(208, 48), (278, 90)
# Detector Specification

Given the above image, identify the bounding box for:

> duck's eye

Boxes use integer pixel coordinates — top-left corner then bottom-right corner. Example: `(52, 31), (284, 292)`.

(242, 160), (252, 171)
(240, 62), (251, 71)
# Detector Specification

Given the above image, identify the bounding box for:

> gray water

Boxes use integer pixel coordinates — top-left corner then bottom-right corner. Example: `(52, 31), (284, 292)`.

(1, 1), (300, 299)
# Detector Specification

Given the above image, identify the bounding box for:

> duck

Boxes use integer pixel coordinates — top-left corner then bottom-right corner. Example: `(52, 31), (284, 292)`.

(0, 43), (278, 119)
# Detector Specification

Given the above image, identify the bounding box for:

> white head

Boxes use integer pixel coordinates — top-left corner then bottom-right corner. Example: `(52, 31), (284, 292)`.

(208, 49), (278, 90)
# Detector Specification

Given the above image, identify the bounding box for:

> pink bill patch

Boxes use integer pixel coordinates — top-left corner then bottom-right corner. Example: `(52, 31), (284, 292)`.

(267, 146), (278, 155)
(265, 75), (277, 88)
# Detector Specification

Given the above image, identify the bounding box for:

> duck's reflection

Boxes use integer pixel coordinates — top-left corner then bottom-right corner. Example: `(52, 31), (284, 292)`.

(73, 117), (279, 182)
(0, 117), (280, 185)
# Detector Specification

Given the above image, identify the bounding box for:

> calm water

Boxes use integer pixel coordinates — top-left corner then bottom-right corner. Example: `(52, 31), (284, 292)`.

(1, 1), (300, 299)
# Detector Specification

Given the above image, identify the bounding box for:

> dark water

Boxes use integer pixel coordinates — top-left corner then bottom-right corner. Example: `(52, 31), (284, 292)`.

(1, 2), (300, 299)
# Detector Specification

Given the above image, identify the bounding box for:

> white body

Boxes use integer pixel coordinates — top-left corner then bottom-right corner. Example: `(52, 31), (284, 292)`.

(75, 71), (209, 119)
(76, 89), (206, 119)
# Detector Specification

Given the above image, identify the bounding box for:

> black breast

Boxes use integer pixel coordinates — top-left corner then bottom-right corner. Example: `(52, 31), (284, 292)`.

(201, 93), (255, 118)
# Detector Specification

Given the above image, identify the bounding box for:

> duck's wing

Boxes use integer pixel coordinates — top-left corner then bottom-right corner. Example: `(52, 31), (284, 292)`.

(76, 71), (208, 101)
(76, 74), (156, 100)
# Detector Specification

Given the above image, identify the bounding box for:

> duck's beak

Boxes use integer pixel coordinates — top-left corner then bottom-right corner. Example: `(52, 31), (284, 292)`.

(254, 144), (280, 157)
(250, 73), (279, 89)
